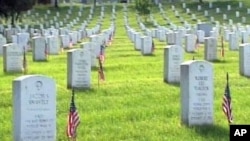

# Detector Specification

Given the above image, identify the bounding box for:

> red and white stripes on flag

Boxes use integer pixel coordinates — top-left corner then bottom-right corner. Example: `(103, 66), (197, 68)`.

(67, 90), (80, 138)
(222, 73), (233, 124)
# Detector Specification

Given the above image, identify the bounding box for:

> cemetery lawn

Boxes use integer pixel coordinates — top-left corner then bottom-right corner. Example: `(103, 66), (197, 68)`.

(1, 1), (250, 140)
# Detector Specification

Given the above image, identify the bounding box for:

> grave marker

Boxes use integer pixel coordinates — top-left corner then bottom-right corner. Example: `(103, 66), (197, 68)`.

(181, 60), (214, 126)
(3, 43), (23, 73)
(164, 45), (183, 83)
(67, 48), (91, 89)
(204, 37), (217, 61)
(13, 75), (56, 141)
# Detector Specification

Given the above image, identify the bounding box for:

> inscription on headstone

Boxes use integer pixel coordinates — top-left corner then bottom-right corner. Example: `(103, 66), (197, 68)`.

(181, 60), (214, 126)
(13, 75), (56, 141)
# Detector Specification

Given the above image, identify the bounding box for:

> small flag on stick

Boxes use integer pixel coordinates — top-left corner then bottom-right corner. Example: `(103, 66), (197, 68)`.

(69, 37), (73, 48)
(98, 57), (105, 81)
(151, 40), (155, 53)
(221, 36), (224, 58)
(23, 46), (27, 74)
(195, 36), (199, 50)
(222, 72), (233, 124)
(99, 41), (106, 64)
(66, 89), (80, 140)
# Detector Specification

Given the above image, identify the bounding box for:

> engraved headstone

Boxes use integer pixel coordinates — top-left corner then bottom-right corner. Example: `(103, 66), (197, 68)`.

(46, 36), (60, 55)
(141, 36), (153, 55)
(185, 34), (196, 53)
(204, 37), (217, 61)
(181, 60), (214, 126)
(164, 45), (184, 83)
(0, 35), (7, 55)
(197, 30), (205, 43)
(239, 43), (250, 77)
(32, 37), (47, 61)
(67, 48), (91, 89)
(229, 33), (239, 50)
(3, 43), (23, 73)
(81, 42), (96, 67)
(13, 75), (56, 141)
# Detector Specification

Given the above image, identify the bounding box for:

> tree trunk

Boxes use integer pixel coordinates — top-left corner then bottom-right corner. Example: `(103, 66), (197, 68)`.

(55, 0), (58, 8)
(94, 0), (96, 8)
(11, 11), (15, 26)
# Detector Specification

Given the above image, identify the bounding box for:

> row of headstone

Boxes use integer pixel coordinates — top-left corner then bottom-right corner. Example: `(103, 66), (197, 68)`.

(125, 24), (154, 55)
(67, 14), (116, 89)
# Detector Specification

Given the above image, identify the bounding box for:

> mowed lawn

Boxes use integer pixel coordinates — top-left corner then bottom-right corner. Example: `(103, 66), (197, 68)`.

(0, 1), (250, 141)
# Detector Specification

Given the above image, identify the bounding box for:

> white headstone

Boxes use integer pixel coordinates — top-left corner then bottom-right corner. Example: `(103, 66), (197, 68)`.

(3, 43), (23, 73)
(229, 33), (239, 50)
(223, 14), (227, 20)
(227, 5), (231, 11)
(209, 2), (213, 8)
(181, 60), (214, 126)
(46, 36), (60, 55)
(32, 37), (47, 61)
(204, 37), (217, 61)
(81, 42), (96, 67)
(13, 75), (56, 141)
(216, 8), (220, 13)
(195, 30), (203, 43)
(185, 34), (196, 53)
(0, 35), (7, 55)
(239, 43), (250, 77)
(141, 36), (153, 55)
(67, 48), (91, 89)
(197, 5), (201, 11)
(236, 11), (240, 17)
(134, 32), (141, 50)
(164, 45), (184, 83)
(239, 1), (243, 8)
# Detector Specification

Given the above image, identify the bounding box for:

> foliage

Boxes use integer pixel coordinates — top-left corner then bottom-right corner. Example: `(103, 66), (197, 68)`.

(135, 0), (152, 21)
(0, 0), (36, 26)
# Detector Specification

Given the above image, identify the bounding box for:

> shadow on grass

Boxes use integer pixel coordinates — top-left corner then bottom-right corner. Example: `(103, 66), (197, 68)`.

(190, 124), (229, 140)
(211, 59), (228, 64)
(142, 54), (156, 57)
(163, 80), (180, 87)
(118, 53), (142, 57)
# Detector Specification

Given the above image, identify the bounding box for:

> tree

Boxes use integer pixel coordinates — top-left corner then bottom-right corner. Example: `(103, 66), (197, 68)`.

(94, 0), (96, 8)
(135, 0), (152, 21)
(0, 0), (36, 26)
(199, 0), (203, 3)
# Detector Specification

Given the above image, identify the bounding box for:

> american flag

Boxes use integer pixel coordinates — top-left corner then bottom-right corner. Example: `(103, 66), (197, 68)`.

(67, 89), (80, 138)
(221, 36), (224, 58)
(98, 57), (105, 81)
(99, 43), (105, 64)
(23, 46), (27, 73)
(222, 72), (233, 124)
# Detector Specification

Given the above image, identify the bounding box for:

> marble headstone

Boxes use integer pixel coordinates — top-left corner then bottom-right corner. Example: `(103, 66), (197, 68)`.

(181, 60), (214, 126)
(13, 75), (56, 141)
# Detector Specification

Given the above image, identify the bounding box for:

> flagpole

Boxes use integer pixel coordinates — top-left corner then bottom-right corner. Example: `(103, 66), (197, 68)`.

(226, 72), (231, 126)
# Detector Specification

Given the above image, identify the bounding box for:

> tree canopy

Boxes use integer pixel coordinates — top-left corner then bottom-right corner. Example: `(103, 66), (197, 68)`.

(0, 0), (36, 26)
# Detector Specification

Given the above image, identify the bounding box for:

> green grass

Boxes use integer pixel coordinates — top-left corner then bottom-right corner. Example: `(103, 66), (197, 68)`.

(1, 1), (250, 140)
